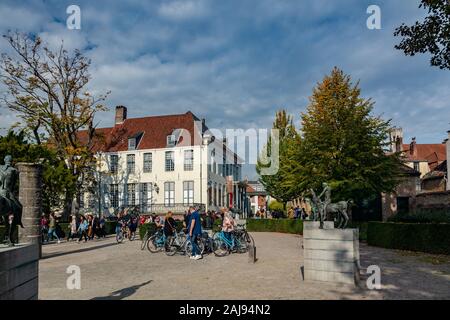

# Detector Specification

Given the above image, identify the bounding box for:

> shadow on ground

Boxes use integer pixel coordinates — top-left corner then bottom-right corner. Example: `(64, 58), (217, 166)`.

(42, 241), (119, 260)
(91, 280), (153, 300)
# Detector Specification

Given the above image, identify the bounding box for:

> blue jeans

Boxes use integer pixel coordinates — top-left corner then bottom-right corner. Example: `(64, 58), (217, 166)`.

(47, 228), (60, 242)
(190, 234), (200, 256)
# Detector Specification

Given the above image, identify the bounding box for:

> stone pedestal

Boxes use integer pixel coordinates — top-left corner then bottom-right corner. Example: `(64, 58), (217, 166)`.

(0, 243), (39, 300)
(16, 163), (43, 258)
(303, 221), (360, 286)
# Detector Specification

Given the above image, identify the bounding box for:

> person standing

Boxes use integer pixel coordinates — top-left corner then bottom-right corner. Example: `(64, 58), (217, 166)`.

(67, 215), (78, 241)
(188, 206), (202, 260)
(98, 215), (106, 238)
(221, 207), (236, 244)
(77, 216), (88, 242)
(47, 212), (61, 244)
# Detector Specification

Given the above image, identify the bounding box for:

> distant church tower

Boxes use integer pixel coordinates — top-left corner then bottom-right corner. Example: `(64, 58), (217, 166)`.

(389, 127), (403, 153)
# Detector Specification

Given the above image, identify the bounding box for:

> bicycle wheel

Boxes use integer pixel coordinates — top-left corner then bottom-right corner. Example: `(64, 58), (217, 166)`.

(165, 236), (178, 256)
(140, 232), (149, 250)
(212, 232), (229, 257)
(147, 234), (161, 253)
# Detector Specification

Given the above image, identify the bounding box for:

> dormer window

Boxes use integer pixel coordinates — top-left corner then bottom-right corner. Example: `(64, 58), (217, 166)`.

(167, 134), (176, 147)
(128, 138), (136, 150)
(128, 132), (143, 151)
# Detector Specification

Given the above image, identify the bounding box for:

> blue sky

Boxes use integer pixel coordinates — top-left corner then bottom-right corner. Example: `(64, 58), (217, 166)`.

(0, 0), (449, 178)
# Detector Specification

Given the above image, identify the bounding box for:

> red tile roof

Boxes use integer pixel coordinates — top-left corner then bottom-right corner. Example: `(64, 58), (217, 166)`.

(78, 111), (202, 152)
(402, 143), (446, 164)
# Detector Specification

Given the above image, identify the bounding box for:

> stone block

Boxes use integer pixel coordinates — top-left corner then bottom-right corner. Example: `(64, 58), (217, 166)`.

(303, 228), (357, 241)
(303, 221), (334, 230)
(304, 269), (357, 285)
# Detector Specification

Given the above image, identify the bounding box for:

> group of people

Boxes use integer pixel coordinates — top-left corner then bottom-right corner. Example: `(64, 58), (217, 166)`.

(39, 212), (107, 244)
(115, 209), (139, 239)
(150, 206), (236, 261)
(252, 206), (309, 220)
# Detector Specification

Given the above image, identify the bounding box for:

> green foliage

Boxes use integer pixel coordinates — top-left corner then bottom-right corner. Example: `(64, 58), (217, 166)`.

(388, 209), (450, 224)
(367, 222), (450, 255)
(0, 130), (76, 214)
(257, 110), (301, 204)
(394, 0), (450, 70)
(295, 68), (403, 202)
(268, 200), (285, 213)
(257, 69), (404, 210)
(246, 219), (304, 234)
(347, 221), (368, 241)
(212, 219), (223, 232)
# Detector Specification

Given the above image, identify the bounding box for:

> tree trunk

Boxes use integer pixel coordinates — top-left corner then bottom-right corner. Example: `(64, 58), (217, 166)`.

(63, 190), (73, 221)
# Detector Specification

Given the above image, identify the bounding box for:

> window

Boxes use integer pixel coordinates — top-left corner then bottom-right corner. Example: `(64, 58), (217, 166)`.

(126, 183), (136, 206)
(79, 194), (85, 209)
(139, 183), (153, 210)
(143, 153), (152, 173)
(183, 181), (194, 205)
(164, 182), (175, 207)
(184, 150), (194, 171)
(127, 154), (135, 174)
(110, 155), (118, 174)
(165, 151), (174, 171)
(167, 134), (176, 146)
(413, 161), (420, 173)
(128, 138), (136, 150)
(416, 179), (422, 192)
(110, 184), (119, 208)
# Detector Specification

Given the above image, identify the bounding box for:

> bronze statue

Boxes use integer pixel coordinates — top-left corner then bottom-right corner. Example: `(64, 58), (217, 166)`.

(310, 183), (351, 229)
(0, 155), (23, 245)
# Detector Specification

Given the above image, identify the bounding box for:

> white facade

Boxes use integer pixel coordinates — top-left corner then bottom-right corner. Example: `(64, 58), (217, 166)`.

(81, 120), (244, 215)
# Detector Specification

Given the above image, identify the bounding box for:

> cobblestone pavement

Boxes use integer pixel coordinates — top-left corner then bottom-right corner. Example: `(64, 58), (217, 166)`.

(39, 232), (450, 300)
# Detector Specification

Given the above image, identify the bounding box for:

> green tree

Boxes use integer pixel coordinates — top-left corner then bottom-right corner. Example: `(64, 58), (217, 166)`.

(0, 130), (76, 215)
(394, 0), (450, 70)
(257, 110), (301, 207)
(297, 67), (403, 202)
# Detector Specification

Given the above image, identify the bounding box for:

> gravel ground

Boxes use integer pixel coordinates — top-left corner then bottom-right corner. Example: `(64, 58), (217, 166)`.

(38, 232), (450, 300)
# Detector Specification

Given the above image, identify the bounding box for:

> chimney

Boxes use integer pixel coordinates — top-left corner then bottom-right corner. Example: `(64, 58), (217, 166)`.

(410, 137), (417, 156)
(115, 106), (127, 125)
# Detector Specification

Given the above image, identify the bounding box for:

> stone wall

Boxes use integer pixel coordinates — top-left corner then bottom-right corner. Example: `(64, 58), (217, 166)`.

(416, 191), (450, 210)
(0, 243), (39, 300)
(381, 175), (418, 221)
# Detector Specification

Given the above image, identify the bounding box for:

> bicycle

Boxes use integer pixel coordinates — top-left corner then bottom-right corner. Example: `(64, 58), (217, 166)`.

(165, 230), (205, 257)
(147, 228), (167, 253)
(140, 227), (151, 250)
(212, 226), (253, 257)
(116, 223), (136, 243)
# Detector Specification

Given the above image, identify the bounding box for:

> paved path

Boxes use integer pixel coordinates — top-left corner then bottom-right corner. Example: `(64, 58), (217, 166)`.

(39, 233), (450, 300)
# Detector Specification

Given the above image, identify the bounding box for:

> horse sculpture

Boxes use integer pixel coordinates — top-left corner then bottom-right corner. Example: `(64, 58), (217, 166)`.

(0, 155), (23, 246)
(310, 186), (352, 229)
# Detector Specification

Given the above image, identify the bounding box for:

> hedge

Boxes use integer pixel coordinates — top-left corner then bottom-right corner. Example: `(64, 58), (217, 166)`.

(367, 222), (450, 255)
(246, 219), (304, 235)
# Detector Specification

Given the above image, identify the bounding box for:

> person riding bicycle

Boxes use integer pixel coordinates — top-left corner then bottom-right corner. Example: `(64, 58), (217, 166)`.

(221, 207), (236, 243)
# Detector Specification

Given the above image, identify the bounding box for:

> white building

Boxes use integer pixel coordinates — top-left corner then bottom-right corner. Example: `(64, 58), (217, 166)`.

(79, 106), (247, 216)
